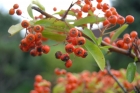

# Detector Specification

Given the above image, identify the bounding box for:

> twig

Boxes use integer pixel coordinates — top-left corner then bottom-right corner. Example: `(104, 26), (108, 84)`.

(106, 61), (128, 93)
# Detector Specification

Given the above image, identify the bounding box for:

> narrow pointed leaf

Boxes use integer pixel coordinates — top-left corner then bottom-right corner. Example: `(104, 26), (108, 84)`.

(27, 4), (34, 19)
(74, 16), (105, 26)
(97, 37), (102, 45)
(8, 23), (23, 36)
(83, 28), (98, 44)
(32, 0), (45, 11)
(126, 62), (136, 83)
(111, 24), (128, 42)
(84, 39), (105, 70)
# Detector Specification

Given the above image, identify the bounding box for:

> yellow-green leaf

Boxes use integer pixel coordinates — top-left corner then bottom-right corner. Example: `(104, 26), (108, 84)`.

(32, 0), (45, 11)
(27, 3), (34, 19)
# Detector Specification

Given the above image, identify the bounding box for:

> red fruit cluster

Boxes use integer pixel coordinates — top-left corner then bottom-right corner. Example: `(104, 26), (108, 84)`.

(30, 75), (51, 93)
(54, 68), (67, 75)
(55, 69), (140, 93)
(103, 31), (138, 50)
(19, 20), (50, 56)
(9, 3), (22, 15)
(55, 28), (88, 68)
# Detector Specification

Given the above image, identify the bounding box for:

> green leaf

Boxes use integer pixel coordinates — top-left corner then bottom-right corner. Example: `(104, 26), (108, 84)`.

(8, 23), (23, 36)
(74, 15), (105, 26)
(27, 4), (34, 19)
(126, 62), (137, 83)
(53, 84), (65, 93)
(97, 37), (102, 45)
(84, 39), (105, 70)
(42, 30), (66, 41)
(54, 10), (76, 16)
(83, 28), (98, 45)
(32, 0), (45, 11)
(111, 24), (128, 42)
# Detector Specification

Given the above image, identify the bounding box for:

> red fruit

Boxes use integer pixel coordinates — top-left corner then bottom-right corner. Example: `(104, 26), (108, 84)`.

(65, 44), (75, 54)
(116, 40), (124, 48)
(16, 9), (22, 15)
(35, 33), (42, 41)
(42, 45), (50, 54)
(82, 4), (90, 13)
(103, 20), (110, 27)
(13, 4), (19, 9)
(9, 8), (15, 15)
(54, 68), (61, 75)
(103, 37), (110, 44)
(69, 28), (79, 37)
(65, 59), (72, 68)
(34, 25), (43, 33)
(123, 35), (131, 44)
(26, 33), (35, 43)
(77, 37), (86, 45)
(125, 15), (134, 24)
(74, 47), (85, 57)
(108, 15), (117, 24)
(55, 51), (62, 59)
(96, 3), (102, 9)
(130, 31), (138, 38)
(35, 75), (42, 82)
(105, 10), (112, 18)
(53, 7), (57, 11)
(96, 0), (102, 3)
(60, 53), (70, 62)
(21, 20), (30, 28)
(30, 49), (38, 56)
(117, 16), (125, 25)
(81, 50), (88, 58)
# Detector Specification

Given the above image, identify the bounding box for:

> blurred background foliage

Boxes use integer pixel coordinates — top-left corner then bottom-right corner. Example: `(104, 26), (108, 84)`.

(0, 0), (140, 93)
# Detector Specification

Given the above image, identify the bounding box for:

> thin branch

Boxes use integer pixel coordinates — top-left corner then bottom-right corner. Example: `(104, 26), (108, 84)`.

(106, 61), (128, 93)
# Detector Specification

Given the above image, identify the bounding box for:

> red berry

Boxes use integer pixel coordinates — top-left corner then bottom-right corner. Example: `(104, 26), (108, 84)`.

(42, 45), (50, 54)
(77, 37), (86, 45)
(65, 59), (72, 68)
(9, 8), (15, 15)
(125, 15), (134, 24)
(16, 9), (22, 15)
(21, 20), (30, 28)
(74, 47), (85, 57)
(117, 16), (125, 25)
(60, 53), (70, 62)
(108, 15), (117, 24)
(55, 51), (62, 59)
(69, 28), (79, 37)
(65, 44), (75, 54)
(13, 4), (19, 9)
(53, 7), (57, 11)
(35, 75), (42, 82)
(130, 31), (138, 38)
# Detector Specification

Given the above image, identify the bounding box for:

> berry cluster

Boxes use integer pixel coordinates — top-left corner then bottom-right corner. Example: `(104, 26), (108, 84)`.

(55, 28), (88, 68)
(9, 3), (22, 15)
(30, 75), (51, 93)
(19, 20), (50, 56)
(103, 31), (138, 50)
(54, 68), (140, 93)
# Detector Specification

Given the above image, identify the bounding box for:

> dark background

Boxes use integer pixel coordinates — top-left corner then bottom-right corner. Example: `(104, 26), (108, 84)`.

(0, 0), (140, 93)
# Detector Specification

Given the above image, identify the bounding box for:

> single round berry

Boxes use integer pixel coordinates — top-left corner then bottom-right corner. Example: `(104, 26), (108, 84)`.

(13, 3), (19, 9)
(74, 47), (85, 57)
(77, 37), (86, 45)
(130, 31), (138, 38)
(117, 16), (125, 25)
(9, 8), (15, 15)
(69, 28), (79, 37)
(82, 4), (90, 13)
(26, 33), (35, 43)
(21, 20), (30, 28)
(55, 51), (62, 59)
(108, 15), (117, 24)
(35, 33), (42, 41)
(103, 37), (110, 44)
(16, 9), (22, 15)
(96, 3), (102, 9)
(42, 45), (50, 54)
(60, 53), (70, 62)
(34, 25), (42, 33)
(125, 15), (134, 24)
(82, 50), (88, 58)
(35, 75), (42, 82)
(105, 10), (112, 18)
(53, 7), (57, 11)
(30, 49), (38, 56)
(65, 59), (72, 68)
(65, 44), (75, 54)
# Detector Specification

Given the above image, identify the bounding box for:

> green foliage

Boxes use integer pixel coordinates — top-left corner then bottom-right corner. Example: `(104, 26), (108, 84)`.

(111, 24), (128, 42)
(27, 4), (34, 19)
(32, 0), (45, 11)
(126, 62), (137, 82)
(84, 39), (105, 70)
(74, 15), (105, 26)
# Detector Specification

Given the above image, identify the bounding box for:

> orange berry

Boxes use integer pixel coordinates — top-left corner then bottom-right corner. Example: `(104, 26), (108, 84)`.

(103, 37), (110, 44)
(77, 11), (82, 17)
(105, 10), (112, 18)
(102, 3), (110, 10)
(53, 7), (57, 11)
(34, 25), (42, 33)
(35, 75), (42, 82)
(96, 0), (102, 3)
(21, 20), (30, 28)
(117, 16), (125, 25)
(65, 44), (75, 54)
(125, 15), (134, 24)
(82, 4), (90, 13)
(13, 3), (19, 9)
(96, 3), (102, 9)
(16, 9), (22, 15)
(116, 40), (124, 48)
(26, 33), (35, 43)
(65, 59), (72, 68)
(84, 0), (91, 4)
(55, 51), (62, 59)
(103, 19), (110, 27)
(108, 15), (117, 24)
(69, 28), (79, 37)
(9, 8), (15, 15)
(74, 47), (85, 57)
(60, 53), (70, 62)
(42, 45), (50, 54)
(123, 35), (131, 44)
(130, 31), (138, 38)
